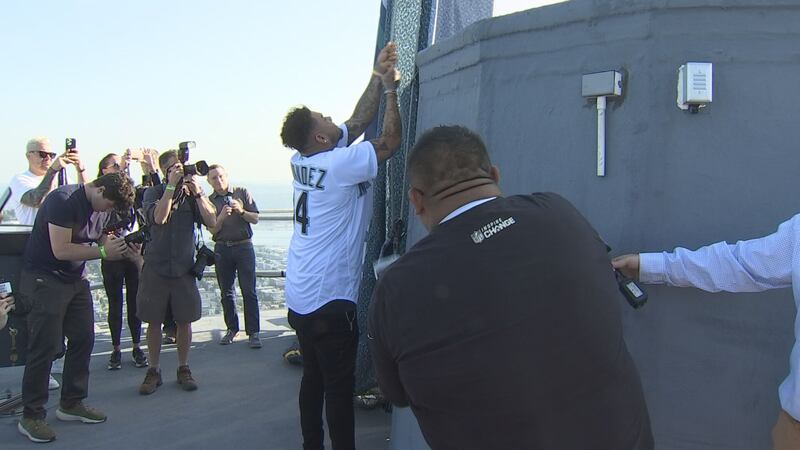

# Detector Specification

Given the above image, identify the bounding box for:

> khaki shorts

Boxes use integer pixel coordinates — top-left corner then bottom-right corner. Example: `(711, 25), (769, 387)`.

(137, 264), (201, 324)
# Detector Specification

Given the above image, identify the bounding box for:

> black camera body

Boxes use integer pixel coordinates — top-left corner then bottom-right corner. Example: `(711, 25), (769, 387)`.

(190, 245), (216, 280)
(102, 211), (151, 246)
(178, 141), (209, 176)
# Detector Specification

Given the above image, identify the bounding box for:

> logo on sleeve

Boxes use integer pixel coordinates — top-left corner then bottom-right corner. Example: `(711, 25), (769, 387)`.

(470, 217), (516, 244)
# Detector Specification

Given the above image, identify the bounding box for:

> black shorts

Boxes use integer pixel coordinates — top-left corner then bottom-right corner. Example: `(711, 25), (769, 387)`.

(137, 264), (201, 324)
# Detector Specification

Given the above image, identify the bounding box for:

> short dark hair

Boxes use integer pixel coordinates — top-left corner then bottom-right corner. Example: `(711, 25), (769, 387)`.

(158, 150), (179, 175)
(93, 172), (135, 211)
(97, 153), (118, 178)
(407, 125), (493, 192)
(280, 106), (313, 151)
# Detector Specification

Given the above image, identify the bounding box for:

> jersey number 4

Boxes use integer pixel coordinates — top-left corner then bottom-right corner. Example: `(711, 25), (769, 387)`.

(295, 191), (310, 234)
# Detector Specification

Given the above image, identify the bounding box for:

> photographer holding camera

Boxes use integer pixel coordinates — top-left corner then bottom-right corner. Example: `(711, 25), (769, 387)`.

(96, 153), (149, 370)
(137, 149), (216, 396)
(15, 172), (134, 443)
(206, 164), (261, 348)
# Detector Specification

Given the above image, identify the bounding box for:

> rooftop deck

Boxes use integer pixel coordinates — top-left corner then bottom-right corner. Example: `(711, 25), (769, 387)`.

(0, 309), (391, 449)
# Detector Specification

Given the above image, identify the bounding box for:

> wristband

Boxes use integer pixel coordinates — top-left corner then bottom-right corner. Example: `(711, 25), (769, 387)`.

(165, 184), (176, 191)
(372, 69), (382, 77)
(99, 245), (107, 260)
(77, 167), (86, 173)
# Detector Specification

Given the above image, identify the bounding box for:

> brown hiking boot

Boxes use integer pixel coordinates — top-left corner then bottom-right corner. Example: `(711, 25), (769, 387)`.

(139, 368), (162, 395)
(177, 365), (198, 391)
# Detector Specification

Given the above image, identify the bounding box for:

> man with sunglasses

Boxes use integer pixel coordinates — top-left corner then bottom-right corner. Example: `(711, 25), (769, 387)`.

(8, 137), (88, 226)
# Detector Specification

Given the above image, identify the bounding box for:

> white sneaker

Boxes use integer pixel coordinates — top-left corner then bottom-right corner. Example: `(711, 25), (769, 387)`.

(48, 375), (60, 390)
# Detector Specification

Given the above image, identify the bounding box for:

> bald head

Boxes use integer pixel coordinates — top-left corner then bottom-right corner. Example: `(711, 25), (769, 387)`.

(407, 125), (493, 195)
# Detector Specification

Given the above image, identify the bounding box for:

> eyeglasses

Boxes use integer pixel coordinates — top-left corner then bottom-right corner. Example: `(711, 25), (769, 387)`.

(28, 150), (57, 159)
(104, 163), (121, 171)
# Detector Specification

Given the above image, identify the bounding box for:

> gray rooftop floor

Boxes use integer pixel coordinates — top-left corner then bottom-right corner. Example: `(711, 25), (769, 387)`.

(0, 309), (391, 449)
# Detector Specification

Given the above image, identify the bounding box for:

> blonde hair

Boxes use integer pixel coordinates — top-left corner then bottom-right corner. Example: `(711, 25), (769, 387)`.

(25, 137), (50, 154)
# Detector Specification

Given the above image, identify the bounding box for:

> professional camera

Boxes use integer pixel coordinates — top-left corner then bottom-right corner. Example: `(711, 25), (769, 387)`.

(102, 211), (151, 245)
(178, 141), (209, 176)
(190, 245), (216, 280)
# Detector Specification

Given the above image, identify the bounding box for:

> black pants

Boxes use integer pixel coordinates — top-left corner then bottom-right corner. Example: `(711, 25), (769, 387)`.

(288, 301), (358, 450)
(101, 258), (142, 346)
(19, 270), (94, 420)
(214, 242), (259, 335)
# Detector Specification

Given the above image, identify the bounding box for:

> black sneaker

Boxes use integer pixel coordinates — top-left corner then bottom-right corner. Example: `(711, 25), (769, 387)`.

(132, 348), (148, 368)
(248, 334), (262, 349)
(163, 330), (176, 345)
(219, 330), (237, 345)
(107, 350), (121, 370)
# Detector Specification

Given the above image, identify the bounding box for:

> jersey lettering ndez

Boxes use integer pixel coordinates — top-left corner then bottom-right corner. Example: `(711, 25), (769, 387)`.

(286, 125), (378, 314)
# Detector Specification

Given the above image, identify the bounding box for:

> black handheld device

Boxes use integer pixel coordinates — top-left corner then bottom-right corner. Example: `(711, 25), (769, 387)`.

(65, 138), (77, 152)
(614, 269), (648, 309)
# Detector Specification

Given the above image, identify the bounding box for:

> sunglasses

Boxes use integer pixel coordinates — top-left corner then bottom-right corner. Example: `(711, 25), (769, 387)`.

(104, 162), (121, 171)
(28, 150), (57, 159)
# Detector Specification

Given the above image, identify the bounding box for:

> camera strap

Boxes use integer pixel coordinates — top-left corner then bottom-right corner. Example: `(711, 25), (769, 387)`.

(187, 194), (206, 251)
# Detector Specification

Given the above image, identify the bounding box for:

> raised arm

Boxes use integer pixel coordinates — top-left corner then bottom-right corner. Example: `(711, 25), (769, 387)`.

(344, 42), (398, 144)
(19, 154), (71, 207)
(369, 65), (402, 163)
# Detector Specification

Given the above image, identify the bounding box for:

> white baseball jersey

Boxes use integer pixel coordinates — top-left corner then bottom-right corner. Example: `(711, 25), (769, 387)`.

(286, 125), (378, 314)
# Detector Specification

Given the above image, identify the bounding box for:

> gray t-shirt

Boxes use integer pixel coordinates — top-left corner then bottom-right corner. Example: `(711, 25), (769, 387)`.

(209, 187), (258, 242)
(142, 184), (200, 278)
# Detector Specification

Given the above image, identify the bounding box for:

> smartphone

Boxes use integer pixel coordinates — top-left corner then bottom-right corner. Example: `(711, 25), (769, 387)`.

(128, 148), (144, 161)
(0, 281), (12, 297)
(65, 138), (77, 152)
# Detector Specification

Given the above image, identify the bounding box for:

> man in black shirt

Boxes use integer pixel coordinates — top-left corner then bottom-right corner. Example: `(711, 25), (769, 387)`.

(367, 126), (653, 450)
(206, 164), (261, 348)
(137, 150), (216, 395)
(16, 173), (134, 443)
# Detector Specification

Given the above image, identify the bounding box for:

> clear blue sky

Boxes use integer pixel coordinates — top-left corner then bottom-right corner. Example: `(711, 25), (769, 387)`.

(0, 0), (382, 188)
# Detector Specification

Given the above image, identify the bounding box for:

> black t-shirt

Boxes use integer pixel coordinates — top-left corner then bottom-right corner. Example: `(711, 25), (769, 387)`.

(23, 185), (106, 281)
(368, 193), (653, 450)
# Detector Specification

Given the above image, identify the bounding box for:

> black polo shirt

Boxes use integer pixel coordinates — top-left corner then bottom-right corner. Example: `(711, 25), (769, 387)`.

(208, 187), (258, 242)
(368, 193), (653, 450)
(23, 185), (106, 281)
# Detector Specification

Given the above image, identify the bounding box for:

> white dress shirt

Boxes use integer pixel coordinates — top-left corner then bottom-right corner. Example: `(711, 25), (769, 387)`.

(640, 213), (799, 420)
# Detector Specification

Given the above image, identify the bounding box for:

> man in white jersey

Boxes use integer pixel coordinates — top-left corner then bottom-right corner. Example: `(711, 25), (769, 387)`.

(614, 224), (800, 450)
(279, 41), (402, 450)
(8, 137), (88, 225)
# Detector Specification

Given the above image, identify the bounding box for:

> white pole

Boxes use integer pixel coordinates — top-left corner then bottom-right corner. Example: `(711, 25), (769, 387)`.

(596, 96), (607, 177)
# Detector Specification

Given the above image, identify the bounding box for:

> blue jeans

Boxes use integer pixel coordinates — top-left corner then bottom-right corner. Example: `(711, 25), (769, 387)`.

(213, 242), (259, 335)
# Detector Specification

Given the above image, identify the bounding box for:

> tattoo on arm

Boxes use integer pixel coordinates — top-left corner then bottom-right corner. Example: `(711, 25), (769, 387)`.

(20, 170), (58, 207)
(345, 76), (382, 145)
(370, 93), (402, 163)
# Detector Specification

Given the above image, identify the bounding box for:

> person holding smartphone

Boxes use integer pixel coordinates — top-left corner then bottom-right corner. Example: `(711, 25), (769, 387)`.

(8, 137), (88, 226)
(0, 294), (13, 330)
